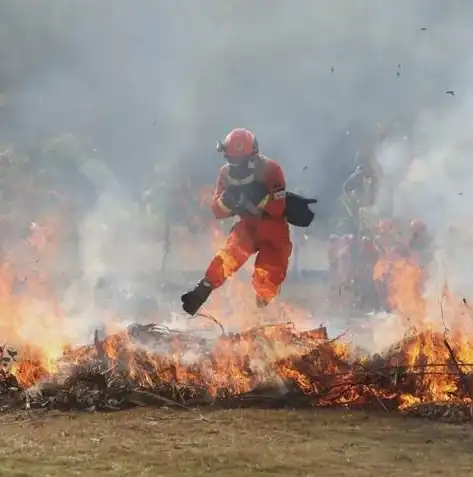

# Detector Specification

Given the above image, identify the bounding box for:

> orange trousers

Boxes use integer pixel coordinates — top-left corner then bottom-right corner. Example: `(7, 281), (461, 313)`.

(205, 219), (292, 301)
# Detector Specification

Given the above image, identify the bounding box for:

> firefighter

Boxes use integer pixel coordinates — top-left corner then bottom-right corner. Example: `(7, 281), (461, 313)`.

(181, 128), (292, 316)
(342, 163), (377, 208)
(373, 219), (404, 258)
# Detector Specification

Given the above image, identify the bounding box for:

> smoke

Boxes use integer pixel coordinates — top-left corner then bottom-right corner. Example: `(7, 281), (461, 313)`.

(376, 56), (473, 304)
(4, 2), (473, 191)
(2, 1), (473, 338)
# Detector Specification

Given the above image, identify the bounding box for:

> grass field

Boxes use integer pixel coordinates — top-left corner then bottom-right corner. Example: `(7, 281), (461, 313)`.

(0, 408), (471, 477)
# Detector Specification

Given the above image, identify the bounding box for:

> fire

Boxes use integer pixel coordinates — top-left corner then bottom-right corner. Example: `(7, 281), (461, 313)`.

(1, 211), (473, 419)
(0, 217), (73, 387)
(369, 248), (473, 409)
(388, 331), (471, 409)
(82, 323), (333, 398)
(9, 346), (57, 388)
(373, 256), (426, 325)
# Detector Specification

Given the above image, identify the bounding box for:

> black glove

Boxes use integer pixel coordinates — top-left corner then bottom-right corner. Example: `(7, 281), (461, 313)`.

(220, 186), (243, 212)
(181, 279), (213, 316)
(243, 182), (268, 207)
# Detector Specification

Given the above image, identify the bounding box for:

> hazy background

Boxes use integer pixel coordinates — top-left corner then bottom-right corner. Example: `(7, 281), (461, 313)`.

(2, 1), (470, 198)
(1, 0), (473, 338)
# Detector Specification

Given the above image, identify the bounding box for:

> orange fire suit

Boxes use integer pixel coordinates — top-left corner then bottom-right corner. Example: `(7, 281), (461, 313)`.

(205, 155), (292, 302)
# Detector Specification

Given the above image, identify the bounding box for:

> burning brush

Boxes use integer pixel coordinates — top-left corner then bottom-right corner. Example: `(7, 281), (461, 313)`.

(0, 320), (472, 423)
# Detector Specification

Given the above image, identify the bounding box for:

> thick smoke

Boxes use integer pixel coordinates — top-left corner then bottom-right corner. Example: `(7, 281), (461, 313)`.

(5, 1), (473, 194)
(2, 1), (473, 340)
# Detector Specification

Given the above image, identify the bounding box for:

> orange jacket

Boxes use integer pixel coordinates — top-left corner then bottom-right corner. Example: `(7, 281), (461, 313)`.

(211, 155), (286, 220)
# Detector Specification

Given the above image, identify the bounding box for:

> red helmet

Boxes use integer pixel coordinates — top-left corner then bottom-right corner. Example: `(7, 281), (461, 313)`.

(216, 128), (259, 160)
(410, 218), (426, 235)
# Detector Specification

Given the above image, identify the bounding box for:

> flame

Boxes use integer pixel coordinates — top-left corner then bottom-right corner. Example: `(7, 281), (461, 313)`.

(2, 210), (473, 415)
(367, 239), (473, 408)
(0, 216), (71, 387)
(374, 256), (426, 325)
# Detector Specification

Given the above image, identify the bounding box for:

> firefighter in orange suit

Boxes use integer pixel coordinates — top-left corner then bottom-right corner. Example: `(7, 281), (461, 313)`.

(181, 128), (292, 315)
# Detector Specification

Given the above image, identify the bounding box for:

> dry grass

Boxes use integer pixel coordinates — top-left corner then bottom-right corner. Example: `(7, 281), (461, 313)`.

(0, 408), (471, 477)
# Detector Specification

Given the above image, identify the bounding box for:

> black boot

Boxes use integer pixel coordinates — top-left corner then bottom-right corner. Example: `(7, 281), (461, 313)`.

(181, 279), (213, 316)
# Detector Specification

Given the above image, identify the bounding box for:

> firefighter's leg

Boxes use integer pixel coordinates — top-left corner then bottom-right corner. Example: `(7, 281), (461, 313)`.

(204, 221), (255, 288)
(181, 221), (255, 315)
(252, 239), (293, 307)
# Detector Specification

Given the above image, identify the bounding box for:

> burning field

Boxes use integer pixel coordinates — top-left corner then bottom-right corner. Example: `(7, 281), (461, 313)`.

(3, 316), (473, 425)
(0, 221), (473, 425)
(2, 270), (473, 426)
(0, 220), (473, 476)
(0, 223), (467, 477)
(2, 310), (473, 477)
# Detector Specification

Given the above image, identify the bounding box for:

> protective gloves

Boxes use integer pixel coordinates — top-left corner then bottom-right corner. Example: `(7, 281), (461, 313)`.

(219, 186), (244, 213)
(220, 183), (269, 217)
(181, 279), (213, 316)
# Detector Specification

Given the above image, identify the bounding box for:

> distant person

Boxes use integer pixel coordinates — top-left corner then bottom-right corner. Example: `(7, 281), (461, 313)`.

(343, 163), (377, 217)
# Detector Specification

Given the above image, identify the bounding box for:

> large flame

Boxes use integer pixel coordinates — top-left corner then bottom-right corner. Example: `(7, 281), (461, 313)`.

(371, 246), (473, 408)
(373, 256), (427, 326)
(2, 212), (473, 413)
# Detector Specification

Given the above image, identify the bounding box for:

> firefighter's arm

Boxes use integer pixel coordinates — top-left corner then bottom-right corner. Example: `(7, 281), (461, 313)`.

(259, 162), (286, 218)
(211, 169), (235, 219)
(239, 163), (286, 218)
